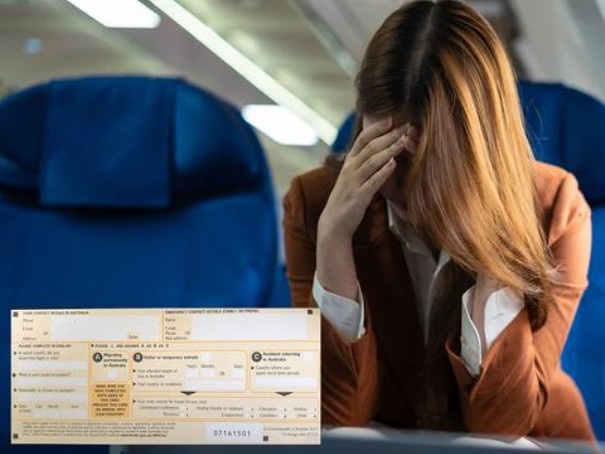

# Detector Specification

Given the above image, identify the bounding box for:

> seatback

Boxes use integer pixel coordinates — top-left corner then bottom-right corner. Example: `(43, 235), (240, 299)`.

(0, 76), (290, 453)
(332, 81), (605, 438)
(518, 81), (605, 439)
(518, 81), (605, 205)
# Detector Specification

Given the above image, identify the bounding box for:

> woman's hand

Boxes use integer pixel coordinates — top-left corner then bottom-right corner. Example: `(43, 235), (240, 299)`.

(315, 117), (409, 301)
(318, 117), (409, 240)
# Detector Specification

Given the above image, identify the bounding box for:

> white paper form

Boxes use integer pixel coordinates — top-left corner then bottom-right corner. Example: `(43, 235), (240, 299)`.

(11, 308), (320, 445)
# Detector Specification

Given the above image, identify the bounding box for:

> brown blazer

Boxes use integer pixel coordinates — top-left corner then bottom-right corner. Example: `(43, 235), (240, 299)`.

(283, 161), (594, 441)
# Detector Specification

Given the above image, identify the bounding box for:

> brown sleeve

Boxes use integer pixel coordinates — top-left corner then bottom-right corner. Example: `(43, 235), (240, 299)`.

(445, 172), (592, 435)
(282, 175), (379, 426)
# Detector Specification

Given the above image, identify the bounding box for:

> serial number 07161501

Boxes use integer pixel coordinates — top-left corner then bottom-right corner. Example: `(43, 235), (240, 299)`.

(205, 423), (263, 443)
(212, 429), (253, 438)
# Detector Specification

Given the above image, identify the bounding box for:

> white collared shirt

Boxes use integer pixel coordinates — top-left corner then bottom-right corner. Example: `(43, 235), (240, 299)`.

(313, 202), (524, 376)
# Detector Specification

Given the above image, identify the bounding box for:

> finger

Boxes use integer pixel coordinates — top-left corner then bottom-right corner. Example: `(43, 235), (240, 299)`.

(355, 132), (406, 182)
(359, 157), (397, 196)
(349, 116), (392, 156)
(403, 125), (420, 156)
(354, 124), (408, 164)
(406, 125), (421, 141)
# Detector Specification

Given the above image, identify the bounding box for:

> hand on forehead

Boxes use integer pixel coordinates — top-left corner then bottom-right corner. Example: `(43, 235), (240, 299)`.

(362, 115), (421, 155)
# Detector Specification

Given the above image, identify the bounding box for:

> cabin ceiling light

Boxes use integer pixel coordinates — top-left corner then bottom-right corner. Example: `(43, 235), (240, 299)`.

(148, 0), (336, 144)
(65, 0), (161, 29)
(243, 105), (319, 146)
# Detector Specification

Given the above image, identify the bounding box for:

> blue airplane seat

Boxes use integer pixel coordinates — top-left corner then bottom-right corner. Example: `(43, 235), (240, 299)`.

(518, 81), (605, 439)
(0, 76), (290, 453)
(332, 81), (605, 439)
(331, 111), (357, 154)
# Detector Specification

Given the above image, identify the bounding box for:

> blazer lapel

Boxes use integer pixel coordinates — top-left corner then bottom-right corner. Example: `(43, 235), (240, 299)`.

(353, 195), (426, 365)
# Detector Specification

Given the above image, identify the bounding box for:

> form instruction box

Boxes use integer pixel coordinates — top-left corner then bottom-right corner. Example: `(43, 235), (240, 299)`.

(11, 308), (320, 444)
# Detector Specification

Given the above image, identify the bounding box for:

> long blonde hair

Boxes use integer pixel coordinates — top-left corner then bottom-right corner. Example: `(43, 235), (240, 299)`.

(353, 0), (552, 329)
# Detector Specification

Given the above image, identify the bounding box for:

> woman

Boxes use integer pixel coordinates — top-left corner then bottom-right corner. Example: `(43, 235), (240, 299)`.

(283, 0), (594, 441)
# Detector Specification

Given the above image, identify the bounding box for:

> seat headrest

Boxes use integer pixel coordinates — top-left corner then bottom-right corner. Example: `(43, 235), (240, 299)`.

(518, 81), (605, 204)
(331, 112), (356, 154)
(0, 76), (265, 208)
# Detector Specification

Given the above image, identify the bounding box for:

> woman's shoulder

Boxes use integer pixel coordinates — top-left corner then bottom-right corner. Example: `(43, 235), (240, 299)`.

(285, 164), (339, 211)
(282, 164), (339, 236)
(534, 161), (591, 246)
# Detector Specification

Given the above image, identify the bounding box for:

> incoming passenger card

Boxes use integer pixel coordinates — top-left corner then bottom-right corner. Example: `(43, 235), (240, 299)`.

(11, 308), (320, 444)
